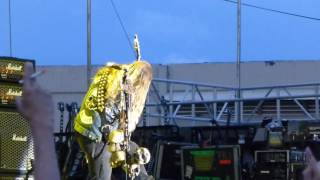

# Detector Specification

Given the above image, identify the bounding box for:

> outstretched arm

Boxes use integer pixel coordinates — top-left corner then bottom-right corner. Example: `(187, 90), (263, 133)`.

(16, 63), (60, 180)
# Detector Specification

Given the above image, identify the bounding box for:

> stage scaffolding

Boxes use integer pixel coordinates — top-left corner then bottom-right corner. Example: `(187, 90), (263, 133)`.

(143, 78), (320, 126)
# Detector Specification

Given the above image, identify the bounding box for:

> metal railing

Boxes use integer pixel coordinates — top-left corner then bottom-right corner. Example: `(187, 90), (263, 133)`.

(144, 78), (320, 126)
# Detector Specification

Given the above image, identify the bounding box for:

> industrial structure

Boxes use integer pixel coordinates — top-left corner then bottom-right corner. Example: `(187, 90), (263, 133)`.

(36, 60), (320, 131)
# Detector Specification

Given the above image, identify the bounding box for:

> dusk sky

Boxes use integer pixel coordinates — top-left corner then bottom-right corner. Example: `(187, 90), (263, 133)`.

(0, 0), (319, 65)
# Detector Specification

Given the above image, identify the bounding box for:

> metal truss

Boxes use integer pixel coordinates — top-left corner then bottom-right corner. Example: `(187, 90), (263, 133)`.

(144, 78), (320, 126)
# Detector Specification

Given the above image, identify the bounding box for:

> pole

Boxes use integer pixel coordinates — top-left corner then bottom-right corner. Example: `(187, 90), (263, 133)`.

(87, 0), (92, 89)
(236, 0), (242, 123)
(8, 0), (12, 56)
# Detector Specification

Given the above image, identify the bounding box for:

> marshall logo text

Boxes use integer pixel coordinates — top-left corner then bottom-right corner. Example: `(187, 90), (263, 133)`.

(12, 134), (27, 142)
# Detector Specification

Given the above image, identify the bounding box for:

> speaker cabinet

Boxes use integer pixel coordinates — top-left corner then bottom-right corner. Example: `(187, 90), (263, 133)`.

(0, 109), (34, 173)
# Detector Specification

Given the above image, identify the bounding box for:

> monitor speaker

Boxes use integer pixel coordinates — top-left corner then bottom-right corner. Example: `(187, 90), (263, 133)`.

(0, 109), (34, 173)
(154, 141), (197, 180)
(181, 145), (240, 180)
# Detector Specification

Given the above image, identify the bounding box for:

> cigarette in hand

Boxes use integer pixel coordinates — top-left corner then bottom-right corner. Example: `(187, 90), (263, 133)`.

(19, 70), (45, 84)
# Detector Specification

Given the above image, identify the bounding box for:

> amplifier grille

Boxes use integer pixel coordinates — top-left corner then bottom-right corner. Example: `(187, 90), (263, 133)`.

(0, 110), (34, 172)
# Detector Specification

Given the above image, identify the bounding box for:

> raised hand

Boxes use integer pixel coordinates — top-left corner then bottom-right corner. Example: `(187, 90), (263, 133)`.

(16, 62), (54, 132)
(303, 147), (320, 180)
(15, 62), (60, 180)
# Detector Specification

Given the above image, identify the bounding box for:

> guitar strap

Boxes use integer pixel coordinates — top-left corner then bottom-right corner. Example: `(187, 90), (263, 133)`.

(92, 111), (114, 160)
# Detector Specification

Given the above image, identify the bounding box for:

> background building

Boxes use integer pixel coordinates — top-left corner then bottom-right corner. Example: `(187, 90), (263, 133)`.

(37, 60), (320, 132)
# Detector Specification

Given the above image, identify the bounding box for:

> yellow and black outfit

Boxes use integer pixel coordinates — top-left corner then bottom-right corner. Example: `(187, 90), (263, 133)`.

(74, 61), (153, 180)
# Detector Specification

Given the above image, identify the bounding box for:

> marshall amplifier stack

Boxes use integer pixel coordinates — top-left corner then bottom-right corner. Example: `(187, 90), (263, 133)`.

(0, 57), (35, 179)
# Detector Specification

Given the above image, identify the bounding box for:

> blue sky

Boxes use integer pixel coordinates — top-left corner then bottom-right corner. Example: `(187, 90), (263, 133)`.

(0, 0), (319, 65)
